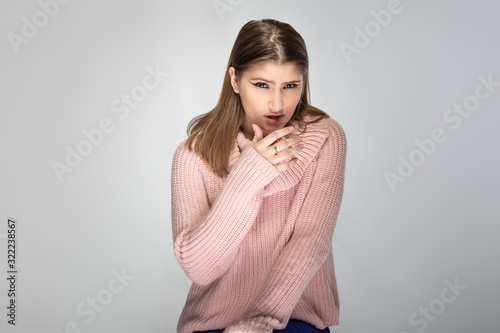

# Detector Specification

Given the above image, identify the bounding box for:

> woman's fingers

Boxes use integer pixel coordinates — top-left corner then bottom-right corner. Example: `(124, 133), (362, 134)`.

(271, 143), (303, 164)
(258, 126), (295, 148)
(252, 123), (264, 142)
(252, 126), (299, 152)
(274, 136), (302, 153)
(250, 124), (303, 171)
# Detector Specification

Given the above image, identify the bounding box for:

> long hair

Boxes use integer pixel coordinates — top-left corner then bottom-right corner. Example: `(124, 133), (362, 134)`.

(186, 19), (329, 176)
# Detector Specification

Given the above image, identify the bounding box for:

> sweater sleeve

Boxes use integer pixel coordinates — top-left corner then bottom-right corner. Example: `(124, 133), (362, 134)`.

(224, 120), (347, 332)
(171, 141), (280, 286)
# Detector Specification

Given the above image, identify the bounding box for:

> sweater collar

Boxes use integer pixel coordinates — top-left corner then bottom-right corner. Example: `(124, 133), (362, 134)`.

(237, 130), (253, 151)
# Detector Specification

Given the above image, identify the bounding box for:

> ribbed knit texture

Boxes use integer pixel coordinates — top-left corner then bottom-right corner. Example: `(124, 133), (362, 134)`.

(171, 116), (347, 333)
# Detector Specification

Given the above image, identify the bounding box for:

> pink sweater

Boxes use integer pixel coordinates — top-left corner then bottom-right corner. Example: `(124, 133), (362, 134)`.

(171, 116), (347, 333)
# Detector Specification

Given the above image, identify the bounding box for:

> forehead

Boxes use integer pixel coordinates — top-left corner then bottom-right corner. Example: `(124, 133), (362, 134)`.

(242, 60), (303, 80)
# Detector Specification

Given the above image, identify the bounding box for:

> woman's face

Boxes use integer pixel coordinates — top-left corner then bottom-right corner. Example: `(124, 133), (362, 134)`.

(229, 60), (303, 140)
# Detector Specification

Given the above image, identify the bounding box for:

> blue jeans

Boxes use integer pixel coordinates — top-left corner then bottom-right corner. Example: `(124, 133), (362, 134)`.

(193, 319), (331, 333)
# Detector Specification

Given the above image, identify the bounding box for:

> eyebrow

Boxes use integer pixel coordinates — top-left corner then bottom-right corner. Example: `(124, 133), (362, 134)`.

(249, 78), (302, 84)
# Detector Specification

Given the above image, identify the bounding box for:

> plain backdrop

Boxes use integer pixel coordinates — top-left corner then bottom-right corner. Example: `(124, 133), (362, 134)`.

(1, 0), (499, 332)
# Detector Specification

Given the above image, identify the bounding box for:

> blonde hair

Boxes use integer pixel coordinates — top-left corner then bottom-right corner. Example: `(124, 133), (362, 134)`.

(186, 19), (328, 175)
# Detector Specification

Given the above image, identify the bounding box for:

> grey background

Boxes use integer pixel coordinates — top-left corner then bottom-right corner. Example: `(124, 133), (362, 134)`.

(1, 0), (499, 332)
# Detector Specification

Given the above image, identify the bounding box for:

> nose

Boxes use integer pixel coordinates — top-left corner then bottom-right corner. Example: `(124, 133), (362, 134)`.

(269, 88), (283, 113)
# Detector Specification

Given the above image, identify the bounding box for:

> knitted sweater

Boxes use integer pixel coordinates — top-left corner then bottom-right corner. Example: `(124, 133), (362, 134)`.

(171, 116), (347, 333)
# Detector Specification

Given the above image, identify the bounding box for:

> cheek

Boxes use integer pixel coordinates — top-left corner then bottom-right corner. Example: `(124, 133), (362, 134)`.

(285, 91), (302, 111)
(240, 89), (266, 112)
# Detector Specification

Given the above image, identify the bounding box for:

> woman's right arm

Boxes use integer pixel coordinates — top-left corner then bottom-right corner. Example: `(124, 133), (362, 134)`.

(171, 141), (279, 286)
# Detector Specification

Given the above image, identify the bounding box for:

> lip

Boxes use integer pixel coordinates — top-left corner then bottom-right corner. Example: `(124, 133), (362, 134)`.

(264, 114), (284, 119)
(264, 114), (284, 125)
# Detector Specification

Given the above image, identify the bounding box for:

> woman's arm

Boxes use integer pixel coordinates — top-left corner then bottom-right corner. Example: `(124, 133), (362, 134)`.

(172, 142), (279, 286)
(224, 120), (347, 332)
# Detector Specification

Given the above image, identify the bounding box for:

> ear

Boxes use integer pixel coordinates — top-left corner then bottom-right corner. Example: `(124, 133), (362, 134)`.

(228, 67), (240, 94)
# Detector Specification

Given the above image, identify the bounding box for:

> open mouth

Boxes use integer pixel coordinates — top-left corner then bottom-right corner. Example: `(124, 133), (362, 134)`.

(264, 115), (284, 125)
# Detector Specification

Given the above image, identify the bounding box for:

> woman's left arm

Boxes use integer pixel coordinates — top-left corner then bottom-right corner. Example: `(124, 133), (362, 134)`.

(224, 120), (347, 333)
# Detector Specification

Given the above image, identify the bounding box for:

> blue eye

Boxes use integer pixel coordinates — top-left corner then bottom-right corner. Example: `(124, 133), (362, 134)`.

(250, 82), (268, 88)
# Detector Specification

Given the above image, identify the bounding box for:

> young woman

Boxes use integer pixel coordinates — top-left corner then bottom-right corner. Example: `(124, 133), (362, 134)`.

(171, 19), (347, 333)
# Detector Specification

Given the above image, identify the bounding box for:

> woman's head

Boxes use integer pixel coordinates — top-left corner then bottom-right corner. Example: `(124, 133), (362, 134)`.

(186, 19), (327, 175)
(226, 19), (309, 139)
(226, 19), (310, 126)
(229, 60), (303, 140)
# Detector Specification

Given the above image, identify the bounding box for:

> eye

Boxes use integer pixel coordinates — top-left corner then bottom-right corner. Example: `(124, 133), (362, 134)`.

(250, 82), (268, 89)
(284, 83), (300, 89)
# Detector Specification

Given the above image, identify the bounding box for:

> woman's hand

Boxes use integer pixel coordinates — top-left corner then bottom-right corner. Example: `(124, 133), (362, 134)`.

(251, 123), (303, 172)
